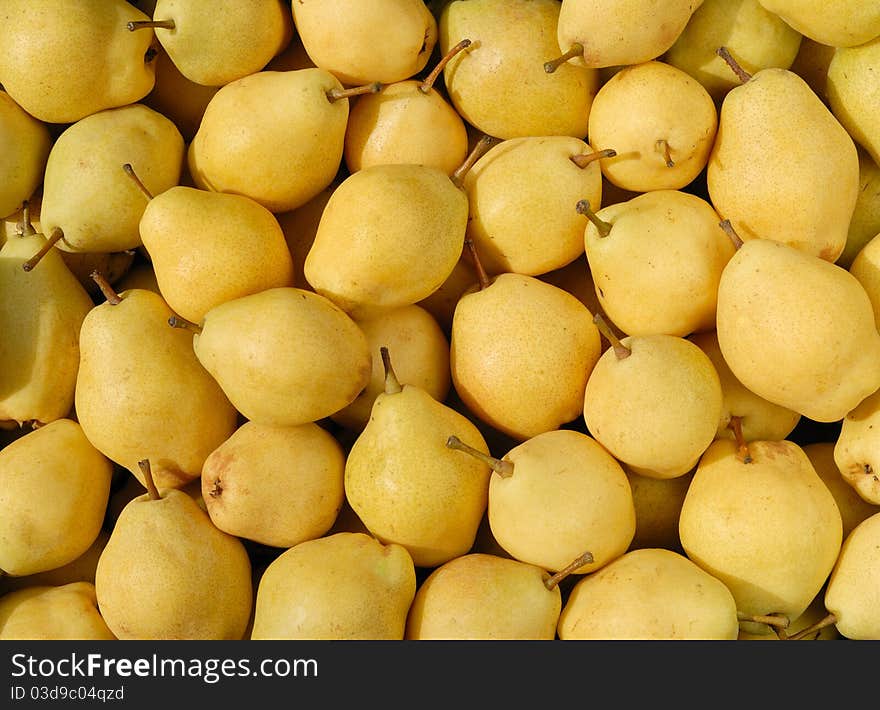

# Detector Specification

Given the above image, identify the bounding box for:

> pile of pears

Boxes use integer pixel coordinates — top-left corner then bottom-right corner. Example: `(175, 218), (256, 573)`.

(3, 0), (880, 643)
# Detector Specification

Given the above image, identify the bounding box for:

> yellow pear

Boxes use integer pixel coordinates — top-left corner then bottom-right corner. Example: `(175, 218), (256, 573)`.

(95, 459), (253, 640)
(557, 548), (740, 640)
(626, 468), (694, 553)
(826, 36), (880, 168)
(0, 0), (158, 124)
(586, 60), (717, 192)
(679, 438), (843, 635)
(440, 0), (598, 139)
(250, 532), (416, 640)
(756, 0), (880, 48)
(849, 230), (880, 327)
(715, 237), (880, 423)
(416, 252), (477, 335)
(75, 281), (239, 490)
(344, 349), (492, 568)
(838, 148), (880, 269)
(201, 420), (346, 549)
(0, 419), (113, 577)
(190, 287), (372, 427)
(0, 583), (116, 640)
(833, 388), (880, 505)
(787, 36), (835, 104)
(0, 91), (51, 219)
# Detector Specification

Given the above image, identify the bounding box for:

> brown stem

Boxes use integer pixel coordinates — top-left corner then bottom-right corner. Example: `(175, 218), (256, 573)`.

(90, 270), (122, 305)
(570, 148), (617, 169)
(719, 219), (744, 250)
(727, 415), (752, 464)
(445, 435), (514, 477)
(576, 199), (612, 238)
(784, 612), (838, 641)
(22, 227), (64, 272)
(138, 459), (162, 501)
(127, 19), (176, 31)
(380, 346), (402, 395)
(544, 43), (584, 74)
(655, 139), (675, 168)
(123, 163), (154, 201)
(18, 200), (36, 236)
(593, 312), (630, 360)
(544, 550), (595, 590)
(168, 315), (203, 334)
(464, 237), (491, 291)
(716, 46), (752, 84)
(420, 38), (472, 93)
(737, 610), (789, 629)
(450, 134), (498, 189)
(326, 82), (383, 103)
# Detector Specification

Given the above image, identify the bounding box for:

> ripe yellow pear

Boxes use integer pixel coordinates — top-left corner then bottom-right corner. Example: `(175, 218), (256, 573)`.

(838, 148), (880, 269)
(557, 548), (740, 640)
(826, 37), (880, 168)
(0, 583), (116, 640)
(626, 468), (694, 553)
(95, 460), (253, 640)
(190, 287), (372, 427)
(0, 419), (113, 577)
(833, 388), (880, 505)
(0, 91), (51, 219)
(849, 231), (880, 327)
(250, 532), (416, 640)
(756, 0), (880, 48)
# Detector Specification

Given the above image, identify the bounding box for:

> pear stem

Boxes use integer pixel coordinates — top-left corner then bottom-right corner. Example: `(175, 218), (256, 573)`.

(127, 19), (176, 31)
(570, 148), (617, 169)
(123, 163), (154, 201)
(464, 237), (491, 291)
(783, 612), (838, 641)
(326, 82), (383, 103)
(737, 610), (790, 629)
(450, 134), (498, 189)
(544, 43), (584, 74)
(90, 270), (122, 305)
(380, 346), (403, 395)
(18, 200), (36, 236)
(420, 38), (472, 93)
(716, 46), (752, 84)
(593, 312), (630, 360)
(576, 200), (612, 238)
(544, 550), (595, 590)
(655, 139), (675, 168)
(21, 227), (64, 272)
(138, 459), (162, 501)
(719, 219), (744, 250)
(727, 415), (752, 464)
(445, 435), (514, 477)
(168, 315), (203, 335)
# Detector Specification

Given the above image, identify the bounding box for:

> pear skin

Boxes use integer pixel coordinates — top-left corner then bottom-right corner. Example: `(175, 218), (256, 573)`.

(0, 583), (116, 640)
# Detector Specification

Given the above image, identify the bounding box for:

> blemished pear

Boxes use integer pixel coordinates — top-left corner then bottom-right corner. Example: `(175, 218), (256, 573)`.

(679, 438), (843, 635)
(756, 0), (880, 48)
(557, 548), (740, 640)
(404, 553), (562, 640)
(0, 91), (52, 219)
(833, 388), (880, 505)
(250, 532), (416, 640)
(0, 419), (113, 578)
(715, 238), (880, 423)
(0, 583), (116, 641)
(191, 287), (372, 428)
(0, 0), (157, 124)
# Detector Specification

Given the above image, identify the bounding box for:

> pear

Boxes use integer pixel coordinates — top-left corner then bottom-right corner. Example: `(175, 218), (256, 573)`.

(557, 548), (740, 640)
(440, 0), (599, 139)
(128, 0), (293, 87)
(291, 0), (437, 86)
(549, 0), (703, 71)
(416, 252), (477, 335)
(663, 0), (803, 102)
(39, 103), (185, 254)
(626, 468), (694, 553)
(826, 37), (880, 168)
(706, 59), (859, 262)
(0, 212), (94, 427)
(450, 428), (635, 575)
(832, 388), (880, 505)
(0, 0), (158, 124)
(201, 420), (346, 549)
(849, 231), (880, 328)
(579, 191), (735, 338)
(463, 136), (612, 277)
(450, 266), (602, 442)
(188, 68), (375, 214)
(0, 91), (52, 219)
(715, 236), (880, 423)
(788, 37), (836, 105)
(756, 0), (880, 48)
(189, 287), (372, 428)
(679, 437), (843, 635)
(0, 583), (116, 640)
(837, 148), (880, 269)
(344, 349), (492, 568)
(250, 532), (416, 640)
(133, 172), (295, 325)
(75, 279), (239, 490)
(0, 419), (113, 577)
(95, 459), (253, 640)
(582, 321), (723, 479)
(586, 60), (717, 192)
